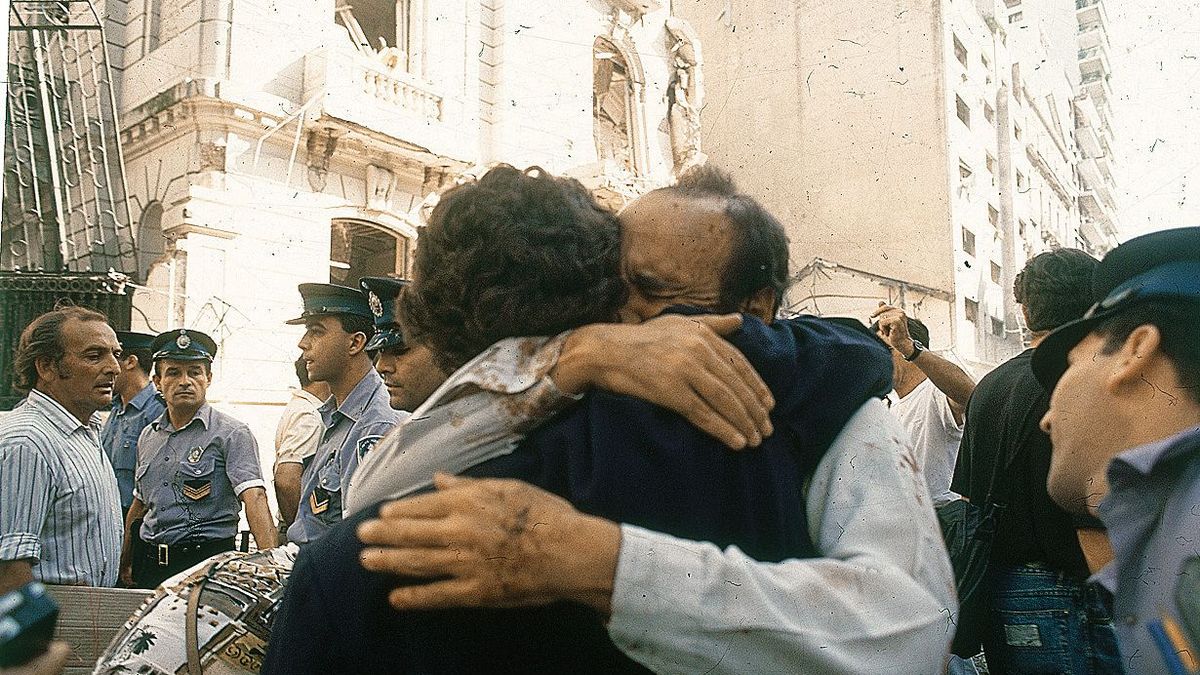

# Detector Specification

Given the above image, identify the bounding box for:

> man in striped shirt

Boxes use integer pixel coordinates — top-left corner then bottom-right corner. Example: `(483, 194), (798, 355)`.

(0, 306), (124, 592)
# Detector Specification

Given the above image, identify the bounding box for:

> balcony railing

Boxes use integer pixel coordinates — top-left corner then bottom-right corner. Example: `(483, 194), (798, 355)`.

(303, 42), (468, 160)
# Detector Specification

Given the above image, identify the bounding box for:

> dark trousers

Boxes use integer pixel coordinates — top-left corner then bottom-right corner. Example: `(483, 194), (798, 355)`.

(131, 536), (235, 589)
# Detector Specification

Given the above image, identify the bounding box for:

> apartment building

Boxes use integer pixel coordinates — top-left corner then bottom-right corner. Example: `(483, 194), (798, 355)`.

(675, 0), (1121, 371)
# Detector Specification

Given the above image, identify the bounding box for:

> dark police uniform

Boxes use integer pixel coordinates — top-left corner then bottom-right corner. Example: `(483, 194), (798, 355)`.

(360, 276), (409, 352)
(100, 331), (165, 515)
(284, 284), (404, 546)
(131, 329), (265, 588)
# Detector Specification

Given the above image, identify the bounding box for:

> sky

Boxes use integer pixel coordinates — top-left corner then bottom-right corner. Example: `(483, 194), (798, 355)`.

(1107, 0), (1200, 239)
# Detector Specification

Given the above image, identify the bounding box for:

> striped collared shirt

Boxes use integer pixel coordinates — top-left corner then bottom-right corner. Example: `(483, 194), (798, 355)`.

(0, 389), (123, 586)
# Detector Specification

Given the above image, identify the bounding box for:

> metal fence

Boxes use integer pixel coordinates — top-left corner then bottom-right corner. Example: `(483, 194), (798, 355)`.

(0, 270), (131, 410)
(3, 0), (136, 277)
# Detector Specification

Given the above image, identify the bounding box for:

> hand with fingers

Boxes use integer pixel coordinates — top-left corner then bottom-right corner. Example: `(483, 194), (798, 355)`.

(870, 301), (916, 358)
(554, 313), (775, 449)
(358, 473), (622, 615)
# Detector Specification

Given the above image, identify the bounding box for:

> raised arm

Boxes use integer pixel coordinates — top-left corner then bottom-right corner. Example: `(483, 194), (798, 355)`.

(873, 303), (975, 421)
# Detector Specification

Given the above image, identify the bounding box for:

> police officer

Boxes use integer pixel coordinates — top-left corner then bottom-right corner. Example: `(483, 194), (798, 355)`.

(360, 276), (445, 413)
(1034, 227), (1200, 674)
(117, 329), (277, 588)
(285, 284), (403, 546)
(100, 331), (166, 517)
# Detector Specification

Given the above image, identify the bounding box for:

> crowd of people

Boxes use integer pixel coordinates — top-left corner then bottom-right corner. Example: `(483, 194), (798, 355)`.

(0, 163), (1196, 675)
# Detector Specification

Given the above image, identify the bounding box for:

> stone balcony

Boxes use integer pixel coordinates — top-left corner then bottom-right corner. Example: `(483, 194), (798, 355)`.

(303, 42), (467, 161)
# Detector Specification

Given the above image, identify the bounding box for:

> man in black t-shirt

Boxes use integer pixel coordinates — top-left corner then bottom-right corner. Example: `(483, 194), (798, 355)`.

(952, 249), (1123, 674)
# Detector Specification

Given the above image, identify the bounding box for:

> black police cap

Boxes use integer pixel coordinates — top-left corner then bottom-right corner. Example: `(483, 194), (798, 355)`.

(150, 329), (218, 363)
(1032, 226), (1200, 388)
(115, 331), (156, 352)
(359, 276), (410, 352)
(286, 283), (373, 325)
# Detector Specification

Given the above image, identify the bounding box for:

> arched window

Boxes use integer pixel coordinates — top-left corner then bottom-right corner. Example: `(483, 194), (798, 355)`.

(330, 219), (410, 286)
(593, 37), (637, 175)
(135, 200), (166, 280)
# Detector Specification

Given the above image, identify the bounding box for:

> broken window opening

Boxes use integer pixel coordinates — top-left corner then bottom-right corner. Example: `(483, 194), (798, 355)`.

(335, 1), (396, 52)
(330, 219), (409, 287)
(594, 37), (637, 176)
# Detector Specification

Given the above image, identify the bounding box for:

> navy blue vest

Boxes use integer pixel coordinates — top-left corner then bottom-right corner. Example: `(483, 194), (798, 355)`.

(263, 312), (892, 674)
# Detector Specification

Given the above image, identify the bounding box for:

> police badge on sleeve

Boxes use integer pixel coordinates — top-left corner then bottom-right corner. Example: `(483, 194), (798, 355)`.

(357, 435), (383, 460)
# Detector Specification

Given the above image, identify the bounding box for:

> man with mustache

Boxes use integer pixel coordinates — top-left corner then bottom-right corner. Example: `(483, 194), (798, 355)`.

(117, 329), (276, 588)
(359, 276), (445, 414)
(0, 306), (124, 592)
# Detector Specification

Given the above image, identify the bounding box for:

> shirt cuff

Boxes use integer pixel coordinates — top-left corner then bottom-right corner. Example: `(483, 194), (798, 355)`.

(232, 479), (266, 496)
(608, 524), (706, 659)
(0, 532), (41, 564)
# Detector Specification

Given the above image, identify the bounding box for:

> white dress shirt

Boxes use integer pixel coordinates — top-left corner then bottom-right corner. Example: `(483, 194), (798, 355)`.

(608, 398), (957, 674)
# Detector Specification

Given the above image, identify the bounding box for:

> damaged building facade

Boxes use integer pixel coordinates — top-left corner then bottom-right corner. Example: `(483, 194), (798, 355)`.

(676, 0), (1123, 374)
(93, 0), (689, 446)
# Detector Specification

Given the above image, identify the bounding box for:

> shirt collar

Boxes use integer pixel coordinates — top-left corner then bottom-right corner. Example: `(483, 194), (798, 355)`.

(1105, 423), (1200, 480)
(1091, 423), (1200, 591)
(319, 369), (384, 427)
(28, 388), (101, 433)
(154, 402), (214, 432)
(292, 388), (326, 407)
(125, 382), (160, 411)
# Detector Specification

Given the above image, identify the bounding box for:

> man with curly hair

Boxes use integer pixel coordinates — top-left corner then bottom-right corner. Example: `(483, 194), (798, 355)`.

(949, 249), (1121, 671)
(265, 165), (954, 674)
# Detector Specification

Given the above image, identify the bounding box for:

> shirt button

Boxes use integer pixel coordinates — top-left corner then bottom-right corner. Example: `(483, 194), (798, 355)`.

(1124, 615), (1137, 626)
(163, 482), (168, 486)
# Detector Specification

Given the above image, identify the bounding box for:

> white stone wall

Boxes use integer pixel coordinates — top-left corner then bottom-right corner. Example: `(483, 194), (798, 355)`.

(112, 0), (680, 466)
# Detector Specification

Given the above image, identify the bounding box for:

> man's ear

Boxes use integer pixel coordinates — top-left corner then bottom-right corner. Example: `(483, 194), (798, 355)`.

(1106, 324), (1161, 396)
(347, 331), (368, 357)
(34, 355), (58, 383)
(740, 287), (777, 324)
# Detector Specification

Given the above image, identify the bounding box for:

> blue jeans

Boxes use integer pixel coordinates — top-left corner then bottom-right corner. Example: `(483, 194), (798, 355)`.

(983, 563), (1123, 674)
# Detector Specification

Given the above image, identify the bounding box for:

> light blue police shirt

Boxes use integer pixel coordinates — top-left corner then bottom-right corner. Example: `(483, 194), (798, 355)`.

(100, 382), (165, 511)
(287, 369), (401, 545)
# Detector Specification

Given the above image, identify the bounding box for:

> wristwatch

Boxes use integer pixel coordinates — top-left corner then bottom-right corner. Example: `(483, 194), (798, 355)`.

(904, 339), (925, 362)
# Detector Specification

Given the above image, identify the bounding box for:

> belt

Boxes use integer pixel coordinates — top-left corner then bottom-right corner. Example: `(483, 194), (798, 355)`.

(142, 537), (235, 568)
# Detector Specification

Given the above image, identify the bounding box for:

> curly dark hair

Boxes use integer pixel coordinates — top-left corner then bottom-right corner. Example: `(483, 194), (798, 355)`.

(1013, 248), (1099, 331)
(13, 305), (110, 393)
(400, 165), (626, 372)
(666, 165), (790, 314)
